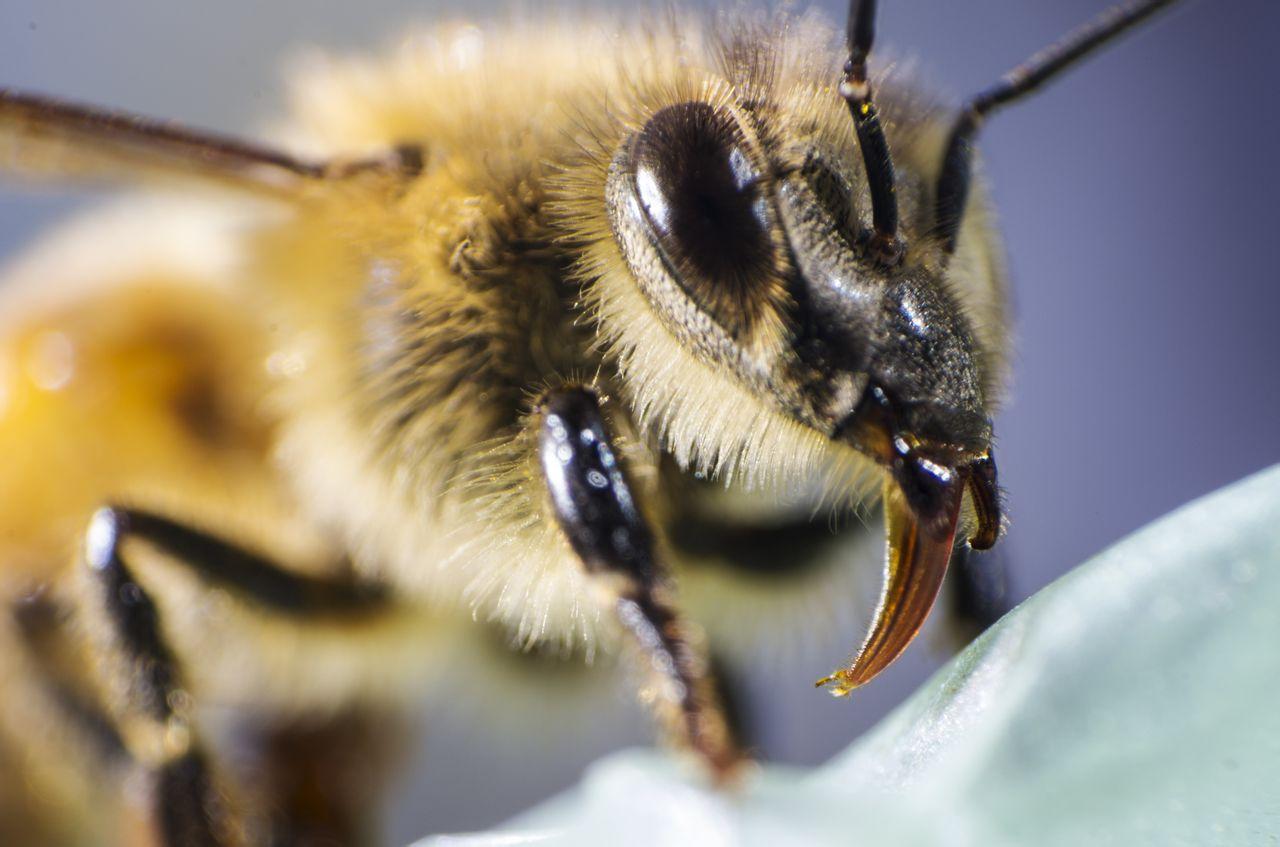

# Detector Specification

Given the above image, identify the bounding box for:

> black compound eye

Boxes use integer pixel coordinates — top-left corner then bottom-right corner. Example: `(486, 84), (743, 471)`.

(630, 102), (776, 335)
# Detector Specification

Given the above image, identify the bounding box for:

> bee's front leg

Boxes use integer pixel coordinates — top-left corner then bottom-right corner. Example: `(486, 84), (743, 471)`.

(537, 387), (742, 778)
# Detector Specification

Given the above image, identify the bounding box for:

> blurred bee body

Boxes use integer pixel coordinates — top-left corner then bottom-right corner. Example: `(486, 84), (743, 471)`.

(0, 198), (281, 585)
(0, 2), (1182, 844)
(0, 198), (446, 844)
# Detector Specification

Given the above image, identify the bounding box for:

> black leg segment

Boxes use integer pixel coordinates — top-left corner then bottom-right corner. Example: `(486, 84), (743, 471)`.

(82, 506), (245, 847)
(87, 506), (385, 617)
(78, 505), (395, 846)
(947, 544), (1012, 645)
(538, 387), (740, 775)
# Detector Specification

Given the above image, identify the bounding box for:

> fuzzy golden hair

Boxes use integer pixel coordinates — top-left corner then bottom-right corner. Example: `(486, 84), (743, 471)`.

(229, 11), (1009, 651)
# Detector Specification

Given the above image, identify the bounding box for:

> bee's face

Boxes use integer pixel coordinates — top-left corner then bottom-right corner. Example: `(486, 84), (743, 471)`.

(606, 96), (999, 544)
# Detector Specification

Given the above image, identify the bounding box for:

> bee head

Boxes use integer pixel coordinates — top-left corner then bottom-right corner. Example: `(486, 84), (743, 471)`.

(571, 0), (1174, 692)
(605, 97), (1001, 553)
(587, 9), (1009, 695)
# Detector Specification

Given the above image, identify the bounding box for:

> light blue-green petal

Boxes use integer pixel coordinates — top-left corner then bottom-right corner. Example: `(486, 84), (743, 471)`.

(418, 464), (1280, 847)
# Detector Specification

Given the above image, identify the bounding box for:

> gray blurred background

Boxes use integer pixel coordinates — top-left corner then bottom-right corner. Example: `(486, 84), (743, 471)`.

(2, 0), (1277, 843)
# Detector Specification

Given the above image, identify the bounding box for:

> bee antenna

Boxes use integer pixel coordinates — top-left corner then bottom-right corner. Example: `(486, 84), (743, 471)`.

(841, 0), (902, 266)
(933, 0), (1183, 255)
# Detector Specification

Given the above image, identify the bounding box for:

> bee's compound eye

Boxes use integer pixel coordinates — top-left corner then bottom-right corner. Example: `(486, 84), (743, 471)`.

(630, 102), (775, 332)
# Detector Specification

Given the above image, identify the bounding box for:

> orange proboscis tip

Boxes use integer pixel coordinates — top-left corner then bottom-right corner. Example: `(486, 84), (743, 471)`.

(814, 670), (861, 698)
(813, 476), (963, 699)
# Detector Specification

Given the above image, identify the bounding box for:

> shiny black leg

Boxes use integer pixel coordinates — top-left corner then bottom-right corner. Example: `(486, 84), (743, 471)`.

(537, 387), (740, 775)
(79, 506), (388, 846)
(82, 507), (243, 847)
(948, 544), (1012, 643)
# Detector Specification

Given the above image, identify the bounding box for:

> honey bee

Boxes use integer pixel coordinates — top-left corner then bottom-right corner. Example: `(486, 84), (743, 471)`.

(0, 1), (1187, 844)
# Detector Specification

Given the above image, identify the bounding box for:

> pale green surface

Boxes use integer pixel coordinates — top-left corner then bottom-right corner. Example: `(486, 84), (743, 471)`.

(419, 465), (1280, 847)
